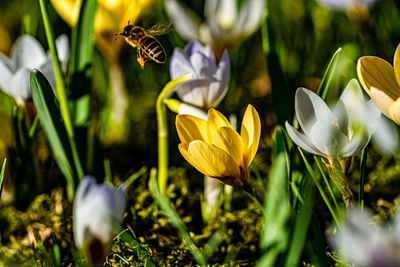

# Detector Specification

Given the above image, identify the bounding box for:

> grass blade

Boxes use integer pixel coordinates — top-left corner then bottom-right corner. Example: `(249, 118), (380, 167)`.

(149, 168), (206, 265)
(31, 70), (76, 199)
(0, 158), (6, 197)
(359, 147), (368, 210)
(317, 47), (342, 101)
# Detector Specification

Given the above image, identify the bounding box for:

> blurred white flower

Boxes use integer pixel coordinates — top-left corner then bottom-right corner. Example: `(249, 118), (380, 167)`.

(285, 79), (395, 160)
(0, 34), (69, 104)
(165, 0), (266, 58)
(316, 0), (379, 10)
(170, 40), (230, 110)
(331, 208), (400, 266)
(74, 176), (126, 264)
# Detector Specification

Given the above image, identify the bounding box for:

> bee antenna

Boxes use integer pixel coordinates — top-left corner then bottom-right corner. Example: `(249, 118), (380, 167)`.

(114, 33), (120, 42)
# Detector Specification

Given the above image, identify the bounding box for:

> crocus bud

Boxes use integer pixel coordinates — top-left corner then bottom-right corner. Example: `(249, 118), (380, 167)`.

(73, 176), (126, 265)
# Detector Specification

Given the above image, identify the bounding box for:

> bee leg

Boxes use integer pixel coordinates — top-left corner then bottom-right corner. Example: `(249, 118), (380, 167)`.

(137, 48), (149, 69)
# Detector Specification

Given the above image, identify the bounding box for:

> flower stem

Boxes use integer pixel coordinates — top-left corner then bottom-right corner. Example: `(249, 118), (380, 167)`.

(156, 74), (192, 194)
(38, 0), (84, 183)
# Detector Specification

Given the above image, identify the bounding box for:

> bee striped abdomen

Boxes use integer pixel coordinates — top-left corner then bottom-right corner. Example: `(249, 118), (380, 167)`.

(140, 36), (166, 63)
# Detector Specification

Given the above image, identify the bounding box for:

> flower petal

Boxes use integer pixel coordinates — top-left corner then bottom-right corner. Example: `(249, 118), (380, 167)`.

(176, 114), (208, 143)
(369, 87), (395, 118)
(388, 97), (400, 125)
(285, 122), (324, 156)
(6, 68), (32, 101)
(0, 53), (14, 92)
(357, 56), (400, 100)
(212, 126), (243, 166)
(393, 43), (400, 87)
(308, 119), (349, 156)
(170, 48), (196, 80)
(178, 103), (208, 120)
(11, 35), (47, 69)
(165, 0), (201, 40)
(295, 87), (336, 136)
(189, 51), (216, 77)
(208, 50), (230, 107)
(369, 105), (399, 154)
(55, 34), (70, 67)
(176, 79), (210, 107)
(240, 105), (261, 167)
(340, 128), (370, 157)
(207, 108), (231, 141)
(179, 140), (241, 179)
(233, 0), (265, 37)
(184, 40), (213, 60)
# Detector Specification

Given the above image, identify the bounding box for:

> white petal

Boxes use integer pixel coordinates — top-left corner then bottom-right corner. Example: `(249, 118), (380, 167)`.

(216, 0), (237, 30)
(285, 121), (324, 156)
(170, 48), (196, 80)
(178, 103), (208, 120)
(189, 52), (215, 77)
(38, 60), (56, 88)
(370, 111), (399, 154)
(6, 68), (32, 101)
(176, 79), (210, 107)
(207, 50), (230, 107)
(308, 119), (349, 156)
(165, 0), (201, 40)
(340, 128), (370, 157)
(233, 0), (265, 37)
(295, 87), (336, 136)
(0, 53), (14, 93)
(184, 40), (213, 60)
(55, 34), (70, 64)
(11, 35), (47, 69)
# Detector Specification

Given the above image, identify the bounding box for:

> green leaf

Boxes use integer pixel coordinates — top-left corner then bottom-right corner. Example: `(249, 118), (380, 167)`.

(259, 126), (291, 267)
(0, 158), (6, 197)
(317, 47), (342, 101)
(31, 70), (76, 198)
(69, 0), (97, 126)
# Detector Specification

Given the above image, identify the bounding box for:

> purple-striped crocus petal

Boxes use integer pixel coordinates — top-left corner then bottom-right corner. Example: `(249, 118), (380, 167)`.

(208, 50), (230, 107)
(170, 48), (196, 80)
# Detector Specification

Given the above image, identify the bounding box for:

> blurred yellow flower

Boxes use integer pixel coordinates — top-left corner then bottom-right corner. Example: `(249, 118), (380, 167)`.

(357, 44), (400, 125)
(50, 0), (153, 62)
(176, 105), (260, 188)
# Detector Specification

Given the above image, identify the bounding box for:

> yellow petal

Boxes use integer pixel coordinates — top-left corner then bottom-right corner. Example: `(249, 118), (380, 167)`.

(50, 0), (81, 26)
(176, 115), (208, 143)
(212, 126), (243, 166)
(388, 97), (400, 125)
(357, 56), (400, 100)
(370, 87), (395, 118)
(207, 108), (231, 142)
(240, 105), (261, 167)
(179, 140), (241, 180)
(394, 43), (400, 87)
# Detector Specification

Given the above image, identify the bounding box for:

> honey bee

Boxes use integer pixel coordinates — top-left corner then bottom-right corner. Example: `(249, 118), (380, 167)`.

(118, 23), (169, 69)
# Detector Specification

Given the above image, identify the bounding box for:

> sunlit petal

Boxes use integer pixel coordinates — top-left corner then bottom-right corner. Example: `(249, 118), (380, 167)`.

(388, 97), (400, 125)
(0, 54), (13, 92)
(233, 0), (265, 37)
(185, 140), (241, 179)
(212, 126), (243, 165)
(11, 35), (47, 69)
(340, 128), (370, 157)
(357, 56), (400, 100)
(176, 114), (209, 143)
(207, 108), (231, 141)
(369, 87), (394, 118)
(309, 120), (349, 156)
(240, 105), (261, 167)
(393, 43), (400, 87)
(208, 50), (230, 107)
(7, 68), (31, 102)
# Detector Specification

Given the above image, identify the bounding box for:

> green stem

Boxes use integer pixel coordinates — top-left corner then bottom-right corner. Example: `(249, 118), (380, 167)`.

(156, 74), (192, 194)
(38, 0), (84, 182)
(314, 155), (342, 219)
(298, 148), (340, 227)
(359, 148), (367, 210)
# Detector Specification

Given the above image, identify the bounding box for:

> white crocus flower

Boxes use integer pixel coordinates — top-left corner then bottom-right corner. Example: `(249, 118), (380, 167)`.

(170, 40), (230, 110)
(331, 208), (400, 266)
(0, 34), (69, 105)
(73, 176), (126, 264)
(165, 0), (266, 58)
(285, 80), (381, 160)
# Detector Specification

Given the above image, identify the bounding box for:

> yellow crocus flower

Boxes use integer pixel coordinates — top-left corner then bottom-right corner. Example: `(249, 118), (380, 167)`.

(357, 43), (400, 125)
(176, 104), (261, 188)
(50, 0), (153, 62)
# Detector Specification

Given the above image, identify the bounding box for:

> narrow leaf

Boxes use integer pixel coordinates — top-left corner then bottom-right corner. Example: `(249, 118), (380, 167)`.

(317, 47), (342, 101)
(0, 158), (6, 197)
(31, 70), (76, 197)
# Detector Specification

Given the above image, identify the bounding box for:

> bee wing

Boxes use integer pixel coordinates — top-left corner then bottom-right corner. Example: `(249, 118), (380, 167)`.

(147, 22), (172, 36)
